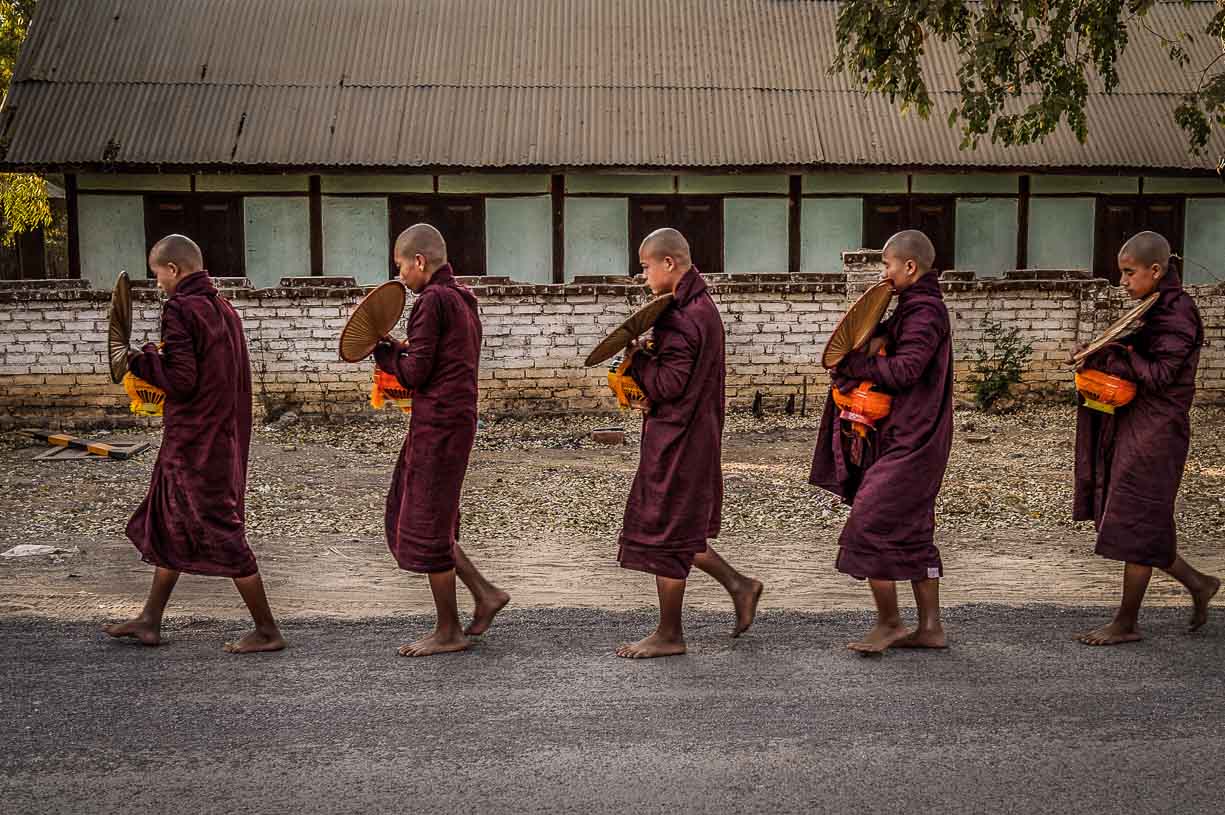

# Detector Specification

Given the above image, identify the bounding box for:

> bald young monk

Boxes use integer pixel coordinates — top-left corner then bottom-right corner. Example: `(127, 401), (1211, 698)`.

(103, 235), (285, 653)
(811, 230), (953, 654)
(1073, 231), (1219, 645)
(615, 227), (763, 659)
(373, 224), (509, 657)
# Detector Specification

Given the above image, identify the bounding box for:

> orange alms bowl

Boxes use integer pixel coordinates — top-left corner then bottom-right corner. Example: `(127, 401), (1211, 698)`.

(1075, 369), (1136, 414)
(831, 380), (892, 434)
(371, 367), (412, 414)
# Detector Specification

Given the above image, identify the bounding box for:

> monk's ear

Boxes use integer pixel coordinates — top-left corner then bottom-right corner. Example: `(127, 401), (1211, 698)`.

(1151, 263), (1163, 280)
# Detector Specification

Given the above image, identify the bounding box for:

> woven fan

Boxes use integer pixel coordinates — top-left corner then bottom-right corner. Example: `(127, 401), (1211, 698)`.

(338, 281), (408, 362)
(107, 271), (133, 384)
(584, 293), (675, 367)
(1072, 291), (1160, 366)
(821, 281), (894, 369)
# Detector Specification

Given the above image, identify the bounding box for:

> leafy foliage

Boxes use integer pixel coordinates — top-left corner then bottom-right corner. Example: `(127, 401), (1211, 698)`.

(0, 0), (47, 247)
(832, 0), (1225, 157)
(969, 317), (1033, 412)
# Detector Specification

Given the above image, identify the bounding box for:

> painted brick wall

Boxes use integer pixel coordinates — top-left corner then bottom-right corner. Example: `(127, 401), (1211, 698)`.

(1, 253), (1221, 429)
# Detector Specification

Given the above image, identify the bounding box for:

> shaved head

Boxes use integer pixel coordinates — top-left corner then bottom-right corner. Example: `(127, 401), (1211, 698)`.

(883, 230), (936, 273)
(394, 223), (447, 271)
(1119, 231), (1170, 273)
(639, 228), (692, 271)
(149, 234), (203, 273)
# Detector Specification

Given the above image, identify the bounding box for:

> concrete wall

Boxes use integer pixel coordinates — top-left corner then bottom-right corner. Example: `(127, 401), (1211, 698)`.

(1027, 198), (1095, 270)
(244, 197), (311, 288)
(565, 198), (628, 279)
(486, 196), (553, 284)
(77, 195), (147, 289)
(1183, 198), (1225, 285)
(956, 198), (1018, 277)
(322, 197), (388, 285)
(724, 198), (788, 275)
(801, 198), (862, 275)
(3, 258), (1222, 428)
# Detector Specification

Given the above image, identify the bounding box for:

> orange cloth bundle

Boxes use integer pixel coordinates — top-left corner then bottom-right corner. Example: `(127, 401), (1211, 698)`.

(123, 372), (166, 417)
(1075, 369), (1137, 414)
(832, 380), (893, 437)
(607, 355), (650, 412)
(371, 367), (413, 414)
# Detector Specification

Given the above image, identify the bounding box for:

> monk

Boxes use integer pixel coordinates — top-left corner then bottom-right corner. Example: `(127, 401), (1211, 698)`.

(1073, 231), (1219, 645)
(811, 230), (952, 654)
(103, 234), (285, 653)
(615, 227), (763, 659)
(374, 223), (509, 657)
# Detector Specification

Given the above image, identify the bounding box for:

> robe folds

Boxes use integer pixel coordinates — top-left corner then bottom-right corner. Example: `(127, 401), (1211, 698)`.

(375, 265), (481, 574)
(810, 273), (953, 582)
(618, 268), (724, 580)
(125, 271), (257, 578)
(1073, 270), (1203, 568)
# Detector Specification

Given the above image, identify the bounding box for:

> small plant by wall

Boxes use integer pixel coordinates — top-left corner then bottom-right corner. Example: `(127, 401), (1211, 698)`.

(969, 317), (1034, 412)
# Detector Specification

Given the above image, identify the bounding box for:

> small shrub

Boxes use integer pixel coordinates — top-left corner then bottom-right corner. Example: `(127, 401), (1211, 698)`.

(970, 317), (1033, 412)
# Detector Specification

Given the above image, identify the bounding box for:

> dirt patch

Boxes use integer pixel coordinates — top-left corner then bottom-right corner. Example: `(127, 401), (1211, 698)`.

(2, 405), (1222, 619)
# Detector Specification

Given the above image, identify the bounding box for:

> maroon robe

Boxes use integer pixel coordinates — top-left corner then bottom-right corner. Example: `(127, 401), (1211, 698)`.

(125, 271), (257, 578)
(374, 265), (481, 574)
(618, 268), (724, 580)
(810, 273), (953, 581)
(1073, 270), (1204, 568)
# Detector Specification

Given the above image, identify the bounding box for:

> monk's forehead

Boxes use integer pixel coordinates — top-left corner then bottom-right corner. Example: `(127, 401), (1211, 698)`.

(1118, 232), (1169, 267)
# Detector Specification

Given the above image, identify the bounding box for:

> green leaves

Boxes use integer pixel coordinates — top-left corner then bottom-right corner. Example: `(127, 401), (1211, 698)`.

(832, 0), (1224, 157)
(0, 1), (47, 245)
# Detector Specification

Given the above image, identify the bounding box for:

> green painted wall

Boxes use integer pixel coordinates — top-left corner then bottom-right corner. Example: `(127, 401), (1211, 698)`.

(486, 196), (553, 283)
(79, 174), (190, 192)
(955, 198), (1018, 276)
(196, 174), (309, 193)
(566, 175), (673, 194)
(801, 197), (862, 274)
(912, 174), (1019, 194)
(439, 175), (550, 194)
(322, 197), (389, 284)
(678, 174), (788, 194)
(78, 195), (147, 289)
(1143, 177), (1225, 195)
(1183, 198), (1225, 284)
(1027, 197), (1094, 270)
(565, 198), (628, 279)
(1030, 175), (1139, 194)
(321, 176), (431, 194)
(244, 197), (311, 287)
(803, 173), (906, 194)
(724, 198), (788, 274)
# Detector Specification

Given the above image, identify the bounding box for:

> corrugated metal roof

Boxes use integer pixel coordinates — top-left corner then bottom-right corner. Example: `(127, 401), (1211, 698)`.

(2, 0), (1223, 170)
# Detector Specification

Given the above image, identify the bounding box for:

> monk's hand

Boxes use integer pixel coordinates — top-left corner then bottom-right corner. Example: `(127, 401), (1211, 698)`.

(838, 349), (872, 380)
(865, 336), (887, 357)
(372, 339), (399, 371)
(831, 371), (859, 394)
(1067, 343), (1088, 367)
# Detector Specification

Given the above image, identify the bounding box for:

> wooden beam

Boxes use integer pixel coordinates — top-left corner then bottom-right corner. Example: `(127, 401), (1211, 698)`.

(65, 173), (81, 279)
(788, 175), (801, 275)
(551, 173), (565, 284)
(309, 175), (323, 276)
(1016, 175), (1030, 269)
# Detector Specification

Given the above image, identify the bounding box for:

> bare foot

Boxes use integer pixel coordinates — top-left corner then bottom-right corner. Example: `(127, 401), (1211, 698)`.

(731, 579), (764, 638)
(102, 617), (161, 647)
(223, 629), (287, 654)
(847, 622), (912, 654)
(1076, 621), (1142, 646)
(465, 589), (511, 636)
(892, 627), (948, 649)
(397, 631), (471, 657)
(615, 631), (686, 659)
(1189, 576), (1220, 632)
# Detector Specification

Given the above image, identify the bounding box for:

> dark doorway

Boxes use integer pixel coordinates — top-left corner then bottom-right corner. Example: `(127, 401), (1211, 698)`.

(628, 196), (723, 276)
(144, 194), (245, 278)
(389, 196), (486, 278)
(864, 196), (956, 271)
(1093, 197), (1185, 284)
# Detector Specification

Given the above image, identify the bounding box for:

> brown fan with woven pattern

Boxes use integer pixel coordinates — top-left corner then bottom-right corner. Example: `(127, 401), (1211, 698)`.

(821, 281), (894, 369)
(584, 293), (675, 367)
(107, 271), (133, 384)
(338, 281), (408, 362)
(1071, 291), (1160, 367)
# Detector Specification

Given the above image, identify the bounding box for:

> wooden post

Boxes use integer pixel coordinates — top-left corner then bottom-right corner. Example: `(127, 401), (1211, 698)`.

(309, 175), (323, 276)
(551, 173), (565, 284)
(65, 173), (81, 279)
(788, 175), (801, 275)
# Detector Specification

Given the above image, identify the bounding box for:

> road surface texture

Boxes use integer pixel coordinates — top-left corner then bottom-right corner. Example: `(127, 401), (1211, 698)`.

(3, 605), (1223, 814)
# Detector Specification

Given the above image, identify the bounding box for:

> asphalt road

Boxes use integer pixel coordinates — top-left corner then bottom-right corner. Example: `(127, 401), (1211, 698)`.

(3, 605), (1223, 815)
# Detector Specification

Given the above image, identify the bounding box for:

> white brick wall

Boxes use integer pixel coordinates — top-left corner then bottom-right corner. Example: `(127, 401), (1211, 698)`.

(1, 259), (1222, 428)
